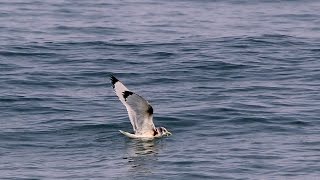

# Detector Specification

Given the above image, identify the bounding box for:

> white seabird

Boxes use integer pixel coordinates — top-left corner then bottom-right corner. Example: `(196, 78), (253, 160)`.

(110, 75), (171, 139)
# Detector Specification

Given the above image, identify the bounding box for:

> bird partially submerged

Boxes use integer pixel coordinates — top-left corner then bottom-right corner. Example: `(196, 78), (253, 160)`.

(110, 75), (171, 139)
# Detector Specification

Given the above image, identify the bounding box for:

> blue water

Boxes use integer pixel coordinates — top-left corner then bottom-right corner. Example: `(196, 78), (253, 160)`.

(1, 0), (320, 179)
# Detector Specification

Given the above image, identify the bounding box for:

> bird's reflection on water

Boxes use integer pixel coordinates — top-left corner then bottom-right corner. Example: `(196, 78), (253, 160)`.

(129, 139), (157, 155)
(123, 139), (162, 175)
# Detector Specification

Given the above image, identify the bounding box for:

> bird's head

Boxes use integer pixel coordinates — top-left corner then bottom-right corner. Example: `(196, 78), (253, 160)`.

(154, 127), (172, 137)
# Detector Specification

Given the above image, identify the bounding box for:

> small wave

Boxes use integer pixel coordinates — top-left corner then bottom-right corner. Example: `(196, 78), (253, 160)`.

(227, 117), (270, 125)
(0, 50), (57, 57)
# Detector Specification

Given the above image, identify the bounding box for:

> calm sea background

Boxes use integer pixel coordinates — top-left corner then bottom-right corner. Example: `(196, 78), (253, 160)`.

(1, 0), (320, 179)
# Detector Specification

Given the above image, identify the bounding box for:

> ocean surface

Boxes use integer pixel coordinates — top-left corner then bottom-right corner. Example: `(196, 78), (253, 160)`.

(1, 0), (320, 179)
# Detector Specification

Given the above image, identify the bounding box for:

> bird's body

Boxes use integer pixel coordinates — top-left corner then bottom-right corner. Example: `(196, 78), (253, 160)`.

(110, 75), (171, 139)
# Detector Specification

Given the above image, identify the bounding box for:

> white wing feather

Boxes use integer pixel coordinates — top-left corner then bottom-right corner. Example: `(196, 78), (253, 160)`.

(124, 92), (155, 135)
(111, 76), (155, 135)
(111, 76), (137, 132)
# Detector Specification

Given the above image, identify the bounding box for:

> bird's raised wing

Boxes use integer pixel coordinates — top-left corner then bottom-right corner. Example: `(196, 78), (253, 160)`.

(111, 75), (155, 134)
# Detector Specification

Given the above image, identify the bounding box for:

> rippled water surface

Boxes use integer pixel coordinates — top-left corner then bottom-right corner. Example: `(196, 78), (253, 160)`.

(1, 0), (320, 179)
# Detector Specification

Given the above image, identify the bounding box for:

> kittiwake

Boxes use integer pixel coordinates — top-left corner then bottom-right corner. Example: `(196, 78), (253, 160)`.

(110, 75), (171, 139)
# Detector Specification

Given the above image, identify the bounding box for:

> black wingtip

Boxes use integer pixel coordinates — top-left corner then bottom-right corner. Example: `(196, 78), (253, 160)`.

(123, 91), (133, 100)
(110, 75), (119, 88)
(147, 105), (153, 115)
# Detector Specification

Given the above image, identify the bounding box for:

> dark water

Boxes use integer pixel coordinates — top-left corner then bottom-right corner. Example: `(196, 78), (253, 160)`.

(1, 0), (320, 179)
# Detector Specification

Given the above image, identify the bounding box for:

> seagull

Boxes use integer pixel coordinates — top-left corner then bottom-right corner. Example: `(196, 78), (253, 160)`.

(110, 75), (171, 139)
